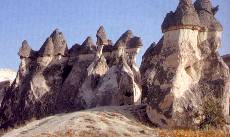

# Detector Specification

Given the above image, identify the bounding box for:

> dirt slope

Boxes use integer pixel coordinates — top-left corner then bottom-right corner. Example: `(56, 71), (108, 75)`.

(2, 105), (158, 137)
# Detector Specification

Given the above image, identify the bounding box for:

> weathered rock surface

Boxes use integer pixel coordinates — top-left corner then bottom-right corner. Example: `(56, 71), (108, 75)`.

(0, 81), (10, 107)
(140, 0), (230, 128)
(0, 26), (143, 128)
(222, 54), (230, 68)
(0, 30), (69, 128)
(57, 27), (142, 112)
(0, 69), (16, 107)
(2, 105), (157, 137)
(1, 0), (228, 131)
(96, 26), (108, 46)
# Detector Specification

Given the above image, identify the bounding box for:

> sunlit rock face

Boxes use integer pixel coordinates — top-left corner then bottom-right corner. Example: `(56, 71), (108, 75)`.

(57, 27), (143, 112)
(0, 26), (143, 128)
(140, 0), (230, 128)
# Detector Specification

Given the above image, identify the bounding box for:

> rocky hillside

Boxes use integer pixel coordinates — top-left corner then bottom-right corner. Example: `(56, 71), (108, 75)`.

(2, 106), (230, 137)
(0, 0), (230, 134)
(2, 105), (157, 137)
(0, 26), (143, 128)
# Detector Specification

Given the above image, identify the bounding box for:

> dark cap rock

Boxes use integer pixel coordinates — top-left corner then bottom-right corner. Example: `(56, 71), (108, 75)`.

(108, 39), (113, 46)
(194, 0), (223, 31)
(162, 0), (200, 32)
(82, 36), (94, 47)
(127, 37), (143, 49)
(96, 26), (108, 46)
(18, 40), (33, 58)
(50, 29), (68, 56)
(194, 0), (213, 14)
(39, 37), (54, 56)
(114, 30), (133, 49)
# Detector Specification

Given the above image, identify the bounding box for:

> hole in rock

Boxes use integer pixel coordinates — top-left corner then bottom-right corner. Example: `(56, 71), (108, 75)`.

(124, 90), (133, 97)
(62, 65), (73, 82)
(185, 66), (192, 76)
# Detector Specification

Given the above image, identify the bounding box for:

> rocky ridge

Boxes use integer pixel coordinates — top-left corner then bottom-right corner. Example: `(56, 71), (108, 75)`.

(0, 0), (229, 132)
(0, 26), (143, 128)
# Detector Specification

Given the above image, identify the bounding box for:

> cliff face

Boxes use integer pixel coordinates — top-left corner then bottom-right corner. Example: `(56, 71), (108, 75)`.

(140, 0), (230, 128)
(0, 27), (143, 128)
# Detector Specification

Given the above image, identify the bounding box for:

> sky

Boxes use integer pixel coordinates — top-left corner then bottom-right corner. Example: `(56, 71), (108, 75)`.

(0, 0), (229, 70)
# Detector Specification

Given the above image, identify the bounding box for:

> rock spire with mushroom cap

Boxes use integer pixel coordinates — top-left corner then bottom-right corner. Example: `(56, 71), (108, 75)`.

(96, 26), (108, 46)
(194, 0), (219, 15)
(50, 29), (68, 56)
(96, 26), (108, 56)
(194, 0), (222, 31)
(82, 36), (94, 48)
(18, 40), (33, 58)
(162, 0), (200, 32)
(39, 37), (54, 56)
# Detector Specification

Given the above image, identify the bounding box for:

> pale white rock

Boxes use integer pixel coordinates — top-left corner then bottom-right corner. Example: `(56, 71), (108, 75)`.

(0, 69), (16, 82)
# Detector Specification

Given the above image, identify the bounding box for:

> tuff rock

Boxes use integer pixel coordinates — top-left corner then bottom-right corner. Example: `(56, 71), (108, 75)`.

(222, 54), (230, 68)
(140, 0), (230, 128)
(0, 69), (16, 107)
(0, 0), (228, 130)
(0, 81), (10, 107)
(0, 26), (143, 128)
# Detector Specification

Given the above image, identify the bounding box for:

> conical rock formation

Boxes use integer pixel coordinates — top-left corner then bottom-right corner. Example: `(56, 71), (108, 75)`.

(0, 27), (143, 128)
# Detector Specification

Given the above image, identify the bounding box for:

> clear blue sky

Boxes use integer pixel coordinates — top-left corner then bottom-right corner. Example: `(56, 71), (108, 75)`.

(0, 0), (229, 70)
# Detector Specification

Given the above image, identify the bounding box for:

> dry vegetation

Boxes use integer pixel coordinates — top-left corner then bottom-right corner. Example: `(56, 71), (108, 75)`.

(30, 129), (230, 137)
(33, 129), (126, 137)
(158, 129), (230, 137)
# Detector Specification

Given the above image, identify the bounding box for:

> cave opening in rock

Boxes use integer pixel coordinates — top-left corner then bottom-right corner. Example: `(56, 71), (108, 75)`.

(62, 65), (73, 82)
(124, 90), (133, 97)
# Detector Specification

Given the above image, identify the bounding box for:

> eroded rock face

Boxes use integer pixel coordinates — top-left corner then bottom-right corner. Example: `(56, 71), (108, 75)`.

(0, 30), (69, 128)
(0, 81), (11, 107)
(0, 69), (16, 107)
(140, 0), (230, 128)
(0, 26), (143, 128)
(222, 54), (230, 68)
(57, 28), (143, 112)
